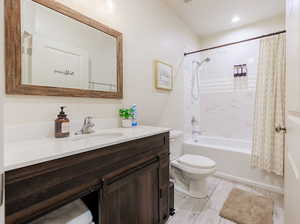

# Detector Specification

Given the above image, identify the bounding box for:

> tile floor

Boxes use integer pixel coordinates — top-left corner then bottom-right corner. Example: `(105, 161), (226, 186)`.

(167, 177), (284, 224)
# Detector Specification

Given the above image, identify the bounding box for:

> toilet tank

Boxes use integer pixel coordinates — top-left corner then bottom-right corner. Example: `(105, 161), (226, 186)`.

(170, 130), (183, 161)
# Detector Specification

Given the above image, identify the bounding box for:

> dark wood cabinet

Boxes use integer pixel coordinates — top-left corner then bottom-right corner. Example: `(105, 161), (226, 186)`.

(5, 132), (170, 224)
(101, 159), (159, 224)
(159, 156), (170, 223)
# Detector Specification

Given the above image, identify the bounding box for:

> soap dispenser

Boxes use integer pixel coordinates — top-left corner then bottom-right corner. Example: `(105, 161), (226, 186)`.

(55, 106), (70, 138)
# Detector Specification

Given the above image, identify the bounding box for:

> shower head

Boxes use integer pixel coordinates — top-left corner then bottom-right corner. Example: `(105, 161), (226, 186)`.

(193, 57), (211, 66)
(191, 57), (210, 101)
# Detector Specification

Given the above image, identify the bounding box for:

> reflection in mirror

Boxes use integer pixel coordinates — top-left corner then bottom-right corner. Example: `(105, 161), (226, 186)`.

(21, 0), (118, 92)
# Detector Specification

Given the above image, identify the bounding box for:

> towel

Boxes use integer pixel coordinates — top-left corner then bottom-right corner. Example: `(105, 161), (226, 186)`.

(30, 200), (93, 224)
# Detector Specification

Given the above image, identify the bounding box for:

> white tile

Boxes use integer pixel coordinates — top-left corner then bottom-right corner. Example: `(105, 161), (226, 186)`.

(168, 209), (199, 224)
(177, 196), (208, 214)
(169, 177), (284, 224)
(174, 191), (189, 210)
(192, 207), (221, 224)
(207, 176), (222, 196)
(219, 218), (237, 224)
(206, 179), (235, 211)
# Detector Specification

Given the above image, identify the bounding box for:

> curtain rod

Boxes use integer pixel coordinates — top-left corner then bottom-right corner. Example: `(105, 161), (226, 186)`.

(184, 30), (286, 56)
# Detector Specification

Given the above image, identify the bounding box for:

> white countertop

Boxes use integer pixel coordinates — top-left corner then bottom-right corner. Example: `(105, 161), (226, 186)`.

(5, 126), (171, 171)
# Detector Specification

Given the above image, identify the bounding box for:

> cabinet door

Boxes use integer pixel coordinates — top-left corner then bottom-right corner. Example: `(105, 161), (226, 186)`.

(159, 156), (170, 224)
(285, 0), (300, 223)
(101, 160), (160, 224)
(286, 0), (300, 113)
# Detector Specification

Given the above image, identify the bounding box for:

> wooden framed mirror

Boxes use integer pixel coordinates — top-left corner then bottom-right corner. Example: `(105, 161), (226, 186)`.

(5, 0), (123, 98)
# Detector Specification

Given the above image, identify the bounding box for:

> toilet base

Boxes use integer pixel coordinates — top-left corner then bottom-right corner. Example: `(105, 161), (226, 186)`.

(190, 178), (209, 198)
(171, 158), (216, 199)
(174, 179), (209, 199)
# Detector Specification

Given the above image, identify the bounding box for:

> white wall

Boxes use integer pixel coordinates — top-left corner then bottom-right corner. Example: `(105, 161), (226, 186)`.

(1, 0), (200, 131)
(182, 15), (286, 191)
(184, 15), (285, 140)
(285, 0), (300, 223)
(200, 14), (285, 48)
(189, 40), (259, 141)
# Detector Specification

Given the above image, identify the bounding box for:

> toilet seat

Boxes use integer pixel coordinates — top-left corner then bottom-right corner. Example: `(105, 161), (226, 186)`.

(172, 154), (216, 175)
(171, 160), (214, 175)
(178, 154), (216, 169)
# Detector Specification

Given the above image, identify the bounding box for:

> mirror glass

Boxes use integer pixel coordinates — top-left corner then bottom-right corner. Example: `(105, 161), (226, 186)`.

(21, 0), (118, 92)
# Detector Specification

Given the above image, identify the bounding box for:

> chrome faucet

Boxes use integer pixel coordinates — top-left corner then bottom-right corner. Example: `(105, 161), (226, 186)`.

(192, 130), (203, 136)
(191, 116), (203, 137)
(76, 116), (95, 135)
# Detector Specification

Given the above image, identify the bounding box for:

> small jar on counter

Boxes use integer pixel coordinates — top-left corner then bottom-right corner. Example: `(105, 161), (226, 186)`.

(55, 106), (70, 138)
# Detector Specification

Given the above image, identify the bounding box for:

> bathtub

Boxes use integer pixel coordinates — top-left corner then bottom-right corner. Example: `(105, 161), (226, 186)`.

(184, 136), (283, 193)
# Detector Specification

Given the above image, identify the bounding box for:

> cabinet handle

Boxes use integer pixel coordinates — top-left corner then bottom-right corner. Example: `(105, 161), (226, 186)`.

(160, 189), (163, 198)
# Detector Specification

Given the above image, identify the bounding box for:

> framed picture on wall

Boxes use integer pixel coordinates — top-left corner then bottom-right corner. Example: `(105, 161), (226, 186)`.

(155, 60), (173, 91)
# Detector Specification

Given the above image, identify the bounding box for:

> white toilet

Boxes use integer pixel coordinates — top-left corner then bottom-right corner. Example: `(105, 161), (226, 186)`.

(170, 130), (216, 199)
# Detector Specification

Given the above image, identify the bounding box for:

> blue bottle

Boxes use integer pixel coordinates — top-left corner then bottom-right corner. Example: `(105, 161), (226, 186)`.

(131, 104), (138, 127)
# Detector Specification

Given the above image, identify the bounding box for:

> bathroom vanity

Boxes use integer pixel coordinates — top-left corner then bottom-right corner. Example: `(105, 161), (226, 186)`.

(5, 127), (170, 224)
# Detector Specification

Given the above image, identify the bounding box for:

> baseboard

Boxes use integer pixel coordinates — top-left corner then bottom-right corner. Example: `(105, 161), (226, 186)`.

(214, 171), (284, 195)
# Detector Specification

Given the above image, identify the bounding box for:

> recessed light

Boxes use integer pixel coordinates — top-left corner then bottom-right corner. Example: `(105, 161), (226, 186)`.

(231, 16), (240, 23)
(106, 0), (114, 12)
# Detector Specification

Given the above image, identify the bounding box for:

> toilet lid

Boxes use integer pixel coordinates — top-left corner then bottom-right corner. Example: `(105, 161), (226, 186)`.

(178, 154), (216, 169)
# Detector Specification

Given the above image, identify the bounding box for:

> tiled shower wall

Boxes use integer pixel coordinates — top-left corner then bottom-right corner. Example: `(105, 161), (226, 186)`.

(185, 40), (259, 141)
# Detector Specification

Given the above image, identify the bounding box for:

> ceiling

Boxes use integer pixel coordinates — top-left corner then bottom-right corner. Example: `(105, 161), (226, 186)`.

(164, 0), (285, 37)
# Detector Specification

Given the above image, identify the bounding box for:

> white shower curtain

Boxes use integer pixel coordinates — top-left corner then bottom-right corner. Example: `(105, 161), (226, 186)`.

(251, 34), (286, 176)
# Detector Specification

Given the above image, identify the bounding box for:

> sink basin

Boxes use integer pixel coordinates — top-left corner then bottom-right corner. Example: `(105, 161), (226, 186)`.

(71, 132), (124, 141)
